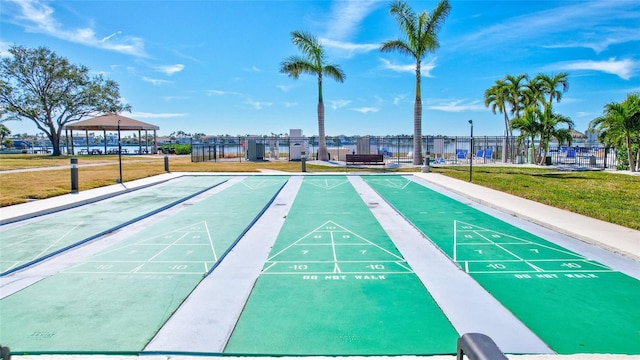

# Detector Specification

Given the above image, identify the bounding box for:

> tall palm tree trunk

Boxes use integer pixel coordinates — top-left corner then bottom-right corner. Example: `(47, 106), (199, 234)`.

(413, 64), (423, 165)
(317, 75), (328, 161)
(625, 133), (636, 172)
(503, 111), (511, 161)
(317, 100), (328, 161)
(413, 100), (422, 165)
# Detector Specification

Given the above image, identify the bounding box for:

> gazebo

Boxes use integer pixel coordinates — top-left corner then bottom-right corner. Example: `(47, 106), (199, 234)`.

(64, 113), (160, 155)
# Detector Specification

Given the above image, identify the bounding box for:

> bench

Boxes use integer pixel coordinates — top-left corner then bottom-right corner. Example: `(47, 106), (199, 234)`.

(345, 154), (385, 165)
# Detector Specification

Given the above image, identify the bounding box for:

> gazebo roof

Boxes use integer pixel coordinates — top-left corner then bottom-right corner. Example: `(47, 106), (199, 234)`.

(64, 113), (159, 131)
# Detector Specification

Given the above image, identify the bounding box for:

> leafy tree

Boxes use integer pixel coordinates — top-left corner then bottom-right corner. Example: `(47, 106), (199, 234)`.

(380, 0), (451, 165)
(280, 30), (346, 161)
(590, 93), (640, 171)
(0, 123), (10, 143)
(0, 45), (130, 156)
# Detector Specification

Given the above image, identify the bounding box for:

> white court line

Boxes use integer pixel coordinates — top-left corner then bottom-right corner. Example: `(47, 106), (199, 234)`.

(31, 221), (83, 260)
(204, 221), (217, 262)
(262, 270), (413, 275)
(456, 220), (604, 260)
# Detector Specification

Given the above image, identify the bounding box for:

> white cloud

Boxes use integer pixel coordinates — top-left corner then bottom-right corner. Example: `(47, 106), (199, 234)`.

(427, 99), (485, 112)
(548, 58), (638, 80)
(576, 111), (595, 118)
(245, 100), (273, 110)
(277, 84), (295, 92)
(393, 94), (409, 105)
(207, 89), (241, 96)
(5, 0), (147, 57)
(324, 0), (384, 40)
(154, 64), (185, 75)
(162, 95), (189, 102)
(101, 31), (121, 42)
(320, 38), (379, 58)
(351, 107), (379, 114)
(243, 66), (261, 72)
(142, 77), (171, 86)
(380, 58), (437, 77)
(283, 102), (298, 108)
(0, 41), (12, 56)
(329, 99), (352, 110)
(129, 112), (187, 119)
(542, 27), (640, 54)
(455, 0), (640, 53)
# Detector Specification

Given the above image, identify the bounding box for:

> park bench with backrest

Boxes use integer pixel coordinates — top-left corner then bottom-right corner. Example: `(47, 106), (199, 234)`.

(345, 153), (385, 165)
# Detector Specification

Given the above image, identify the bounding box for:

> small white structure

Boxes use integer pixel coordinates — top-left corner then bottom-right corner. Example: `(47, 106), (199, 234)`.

(289, 129), (308, 160)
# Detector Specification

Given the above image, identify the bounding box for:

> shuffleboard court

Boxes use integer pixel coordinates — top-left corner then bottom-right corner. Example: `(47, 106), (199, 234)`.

(364, 175), (640, 355)
(0, 175), (231, 275)
(224, 175), (459, 356)
(0, 176), (288, 353)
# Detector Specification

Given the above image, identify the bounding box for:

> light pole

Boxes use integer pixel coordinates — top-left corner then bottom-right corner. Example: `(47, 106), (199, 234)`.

(468, 119), (473, 182)
(117, 117), (123, 183)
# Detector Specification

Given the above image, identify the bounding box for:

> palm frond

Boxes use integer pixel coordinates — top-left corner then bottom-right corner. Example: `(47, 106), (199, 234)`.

(380, 39), (415, 57)
(291, 30), (323, 65)
(390, 0), (418, 40)
(322, 64), (346, 83)
(280, 56), (318, 79)
(421, 0), (451, 51)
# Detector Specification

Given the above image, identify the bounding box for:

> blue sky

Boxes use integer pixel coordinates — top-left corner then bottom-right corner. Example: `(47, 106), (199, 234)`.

(1, 0), (639, 137)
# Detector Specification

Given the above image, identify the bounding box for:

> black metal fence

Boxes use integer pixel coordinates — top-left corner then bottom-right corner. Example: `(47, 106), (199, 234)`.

(190, 135), (616, 169)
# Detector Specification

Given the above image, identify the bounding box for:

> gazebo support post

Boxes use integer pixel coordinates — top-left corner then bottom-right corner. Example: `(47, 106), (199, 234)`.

(103, 129), (107, 155)
(145, 130), (149, 154)
(85, 129), (90, 154)
(70, 132), (75, 155)
(65, 129), (69, 154)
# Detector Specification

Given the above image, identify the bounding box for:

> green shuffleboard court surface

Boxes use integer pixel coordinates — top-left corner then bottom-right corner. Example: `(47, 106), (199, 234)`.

(224, 176), (459, 356)
(0, 175), (231, 275)
(0, 176), (288, 353)
(365, 175), (640, 355)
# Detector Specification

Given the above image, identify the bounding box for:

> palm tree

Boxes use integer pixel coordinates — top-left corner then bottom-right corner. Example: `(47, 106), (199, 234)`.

(280, 30), (346, 161)
(590, 93), (640, 172)
(504, 73), (528, 121)
(538, 103), (574, 164)
(484, 79), (512, 159)
(511, 106), (541, 164)
(536, 72), (569, 106)
(380, 0), (451, 165)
